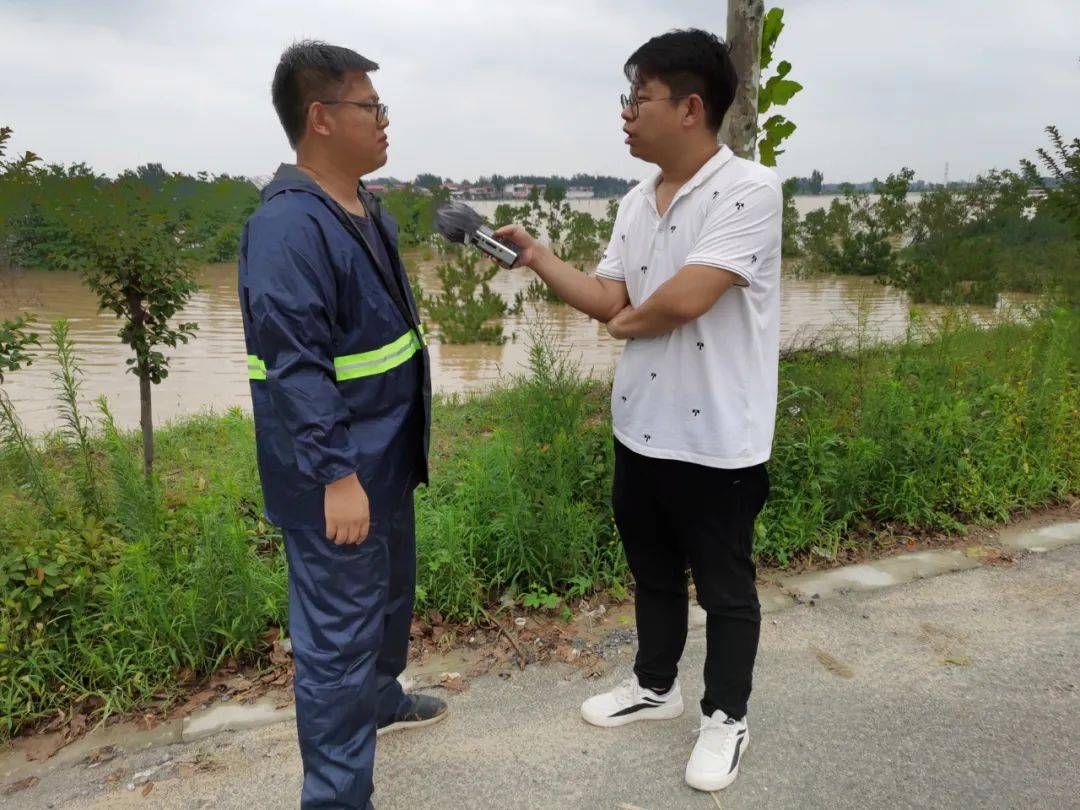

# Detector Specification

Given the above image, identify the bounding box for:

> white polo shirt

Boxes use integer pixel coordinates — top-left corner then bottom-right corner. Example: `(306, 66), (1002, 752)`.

(594, 145), (782, 469)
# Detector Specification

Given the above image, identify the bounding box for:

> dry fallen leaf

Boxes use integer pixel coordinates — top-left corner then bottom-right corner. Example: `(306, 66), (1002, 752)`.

(85, 745), (120, 766)
(43, 709), (67, 733)
(261, 626), (281, 645)
(27, 730), (70, 762)
(812, 647), (855, 679)
(943, 655), (973, 667)
(142, 782), (154, 796)
(66, 712), (87, 740)
(3, 776), (39, 796)
(270, 640), (290, 665)
(225, 675), (252, 692)
(438, 673), (468, 693)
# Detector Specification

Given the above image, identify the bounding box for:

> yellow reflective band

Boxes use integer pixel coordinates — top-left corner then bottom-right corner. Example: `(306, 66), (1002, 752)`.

(334, 329), (422, 382)
(248, 328), (423, 383)
(247, 355), (267, 380)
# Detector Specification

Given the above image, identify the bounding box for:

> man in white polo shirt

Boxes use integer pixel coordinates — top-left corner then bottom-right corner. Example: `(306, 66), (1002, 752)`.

(495, 28), (780, 792)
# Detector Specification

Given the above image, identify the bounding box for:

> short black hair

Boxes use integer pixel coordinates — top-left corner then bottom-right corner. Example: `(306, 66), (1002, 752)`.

(624, 29), (738, 133)
(271, 40), (379, 148)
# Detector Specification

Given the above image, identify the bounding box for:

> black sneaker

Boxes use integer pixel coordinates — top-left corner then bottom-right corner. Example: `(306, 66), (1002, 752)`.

(377, 693), (449, 737)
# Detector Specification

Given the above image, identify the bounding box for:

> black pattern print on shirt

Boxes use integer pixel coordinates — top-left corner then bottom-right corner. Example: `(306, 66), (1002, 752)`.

(670, 225), (677, 232)
(692, 409), (701, 417)
(650, 372), (657, 380)
(621, 234), (625, 241)
(751, 254), (758, 264)
(735, 201), (745, 211)
(641, 265), (648, 274)
(643, 434), (652, 443)
(620, 395), (627, 403)
(712, 191), (720, 200)
(696, 341), (704, 350)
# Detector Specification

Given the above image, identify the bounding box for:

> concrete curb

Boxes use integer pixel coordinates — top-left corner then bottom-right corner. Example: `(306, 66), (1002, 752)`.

(176, 519), (1079, 741)
(181, 698), (297, 744)
(777, 548), (982, 603)
(12, 519), (1078, 776)
(999, 520), (1080, 553)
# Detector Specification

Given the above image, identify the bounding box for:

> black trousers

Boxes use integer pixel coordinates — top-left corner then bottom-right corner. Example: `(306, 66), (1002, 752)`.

(612, 438), (769, 720)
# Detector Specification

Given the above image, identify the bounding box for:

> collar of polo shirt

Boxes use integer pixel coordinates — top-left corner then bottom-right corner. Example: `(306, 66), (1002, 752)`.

(642, 145), (736, 216)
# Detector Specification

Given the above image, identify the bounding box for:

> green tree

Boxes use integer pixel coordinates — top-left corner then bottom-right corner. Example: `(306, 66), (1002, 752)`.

(417, 249), (507, 344)
(808, 169), (824, 195)
(57, 177), (200, 480)
(2, 127), (259, 270)
(872, 167), (915, 235)
(414, 173), (443, 191)
(543, 183), (566, 204)
(380, 186), (444, 247)
(1023, 125), (1080, 239)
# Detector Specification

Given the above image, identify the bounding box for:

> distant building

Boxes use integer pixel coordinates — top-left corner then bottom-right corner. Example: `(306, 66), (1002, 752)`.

(464, 184), (499, 200)
(566, 186), (595, 199)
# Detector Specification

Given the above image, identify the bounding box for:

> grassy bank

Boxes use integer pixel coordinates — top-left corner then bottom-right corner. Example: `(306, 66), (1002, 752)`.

(1, 308), (1078, 738)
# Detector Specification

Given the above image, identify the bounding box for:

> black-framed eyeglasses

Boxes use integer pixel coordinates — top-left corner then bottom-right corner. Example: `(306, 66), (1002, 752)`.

(317, 99), (389, 125)
(620, 93), (689, 120)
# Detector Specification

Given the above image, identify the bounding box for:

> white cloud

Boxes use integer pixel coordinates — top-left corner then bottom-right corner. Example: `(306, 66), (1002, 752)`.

(2, 0), (1078, 184)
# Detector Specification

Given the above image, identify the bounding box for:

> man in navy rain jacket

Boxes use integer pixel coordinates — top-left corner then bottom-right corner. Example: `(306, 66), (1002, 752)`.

(238, 41), (445, 808)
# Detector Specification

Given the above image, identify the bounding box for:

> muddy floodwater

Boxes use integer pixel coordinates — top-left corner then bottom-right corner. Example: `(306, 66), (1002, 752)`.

(0, 195), (1031, 434)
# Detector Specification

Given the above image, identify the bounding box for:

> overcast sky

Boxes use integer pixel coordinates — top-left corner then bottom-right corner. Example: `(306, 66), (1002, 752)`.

(2, 0), (1078, 186)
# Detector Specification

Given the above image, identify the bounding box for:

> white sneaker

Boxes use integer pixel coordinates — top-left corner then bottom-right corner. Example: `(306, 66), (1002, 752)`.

(684, 709), (749, 792)
(580, 675), (684, 728)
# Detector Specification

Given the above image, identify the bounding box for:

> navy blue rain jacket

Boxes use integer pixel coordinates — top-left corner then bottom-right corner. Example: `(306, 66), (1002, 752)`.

(238, 164), (431, 529)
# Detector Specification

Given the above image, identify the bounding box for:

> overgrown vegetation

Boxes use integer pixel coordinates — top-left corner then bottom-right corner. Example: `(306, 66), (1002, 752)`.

(378, 185), (449, 248)
(414, 187), (619, 342)
(493, 184), (618, 267)
(1, 307), (1076, 738)
(0, 128), (258, 271)
(787, 128), (1079, 306)
(416, 248), (509, 344)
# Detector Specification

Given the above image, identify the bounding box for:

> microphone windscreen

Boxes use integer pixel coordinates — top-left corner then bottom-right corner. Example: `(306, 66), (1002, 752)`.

(434, 201), (485, 244)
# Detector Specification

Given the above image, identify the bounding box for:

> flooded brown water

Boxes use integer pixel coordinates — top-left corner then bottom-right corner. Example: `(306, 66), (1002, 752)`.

(0, 249), (1032, 434)
(467, 193), (925, 223)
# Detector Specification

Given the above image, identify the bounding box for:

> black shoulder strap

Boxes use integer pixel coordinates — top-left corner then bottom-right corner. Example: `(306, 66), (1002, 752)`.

(358, 184), (422, 324)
